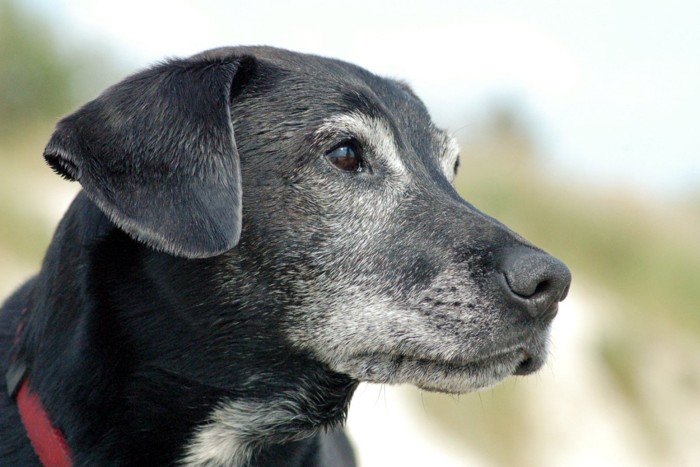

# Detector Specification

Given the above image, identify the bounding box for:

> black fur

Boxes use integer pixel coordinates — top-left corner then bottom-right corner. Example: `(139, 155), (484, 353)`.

(44, 56), (251, 259)
(2, 194), (356, 465)
(1, 46), (570, 466)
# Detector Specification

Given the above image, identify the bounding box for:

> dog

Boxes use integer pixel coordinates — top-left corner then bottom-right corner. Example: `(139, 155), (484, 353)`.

(0, 46), (571, 466)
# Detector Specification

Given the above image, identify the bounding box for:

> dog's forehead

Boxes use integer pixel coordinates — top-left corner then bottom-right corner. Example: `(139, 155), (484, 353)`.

(266, 49), (449, 149)
(273, 51), (427, 112)
(208, 47), (423, 118)
(202, 46), (455, 164)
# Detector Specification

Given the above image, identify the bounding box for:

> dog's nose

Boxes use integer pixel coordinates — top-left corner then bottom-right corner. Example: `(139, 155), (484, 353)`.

(500, 249), (571, 320)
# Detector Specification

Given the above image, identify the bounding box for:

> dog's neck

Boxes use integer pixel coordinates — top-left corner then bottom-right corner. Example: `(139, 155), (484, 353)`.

(18, 195), (357, 466)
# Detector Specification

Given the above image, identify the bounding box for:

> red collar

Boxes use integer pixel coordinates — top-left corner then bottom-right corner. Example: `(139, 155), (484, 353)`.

(13, 374), (72, 467)
(6, 306), (73, 467)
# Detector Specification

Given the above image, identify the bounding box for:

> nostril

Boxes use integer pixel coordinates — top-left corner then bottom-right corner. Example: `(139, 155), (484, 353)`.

(531, 279), (551, 298)
(501, 248), (572, 320)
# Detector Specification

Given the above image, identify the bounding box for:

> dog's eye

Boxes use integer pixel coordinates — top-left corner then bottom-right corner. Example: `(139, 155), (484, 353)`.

(325, 142), (365, 173)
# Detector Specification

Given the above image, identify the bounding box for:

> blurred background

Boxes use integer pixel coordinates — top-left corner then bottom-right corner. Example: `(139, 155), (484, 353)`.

(1, 0), (699, 465)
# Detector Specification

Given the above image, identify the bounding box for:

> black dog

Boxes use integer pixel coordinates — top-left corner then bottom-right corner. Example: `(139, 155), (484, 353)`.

(1, 46), (571, 466)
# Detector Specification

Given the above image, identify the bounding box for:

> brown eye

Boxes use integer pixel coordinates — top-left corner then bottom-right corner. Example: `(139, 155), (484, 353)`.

(325, 142), (365, 172)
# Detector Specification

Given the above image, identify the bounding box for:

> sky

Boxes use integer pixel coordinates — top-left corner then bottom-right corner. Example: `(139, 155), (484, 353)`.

(24, 0), (700, 198)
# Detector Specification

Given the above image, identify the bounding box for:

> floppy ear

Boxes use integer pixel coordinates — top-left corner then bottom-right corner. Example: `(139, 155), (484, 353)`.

(44, 55), (255, 258)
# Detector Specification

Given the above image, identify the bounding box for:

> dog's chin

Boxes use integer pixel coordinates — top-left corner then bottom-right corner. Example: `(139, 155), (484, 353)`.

(332, 348), (545, 394)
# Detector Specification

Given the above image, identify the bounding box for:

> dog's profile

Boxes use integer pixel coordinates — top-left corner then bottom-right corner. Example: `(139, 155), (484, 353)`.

(0, 46), (571, 466)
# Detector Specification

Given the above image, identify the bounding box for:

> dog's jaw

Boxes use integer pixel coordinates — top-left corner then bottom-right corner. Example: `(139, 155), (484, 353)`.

(285, 264), (554, 395)
(329, 334), (549, 394)
(290, 314), (552, 395)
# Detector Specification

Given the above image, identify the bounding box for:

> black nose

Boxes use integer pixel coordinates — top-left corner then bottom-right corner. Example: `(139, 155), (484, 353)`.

(500, 249), (571, 320)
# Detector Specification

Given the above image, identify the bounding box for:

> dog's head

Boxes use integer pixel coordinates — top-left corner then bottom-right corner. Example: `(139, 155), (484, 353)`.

(44, 46), (570, 394)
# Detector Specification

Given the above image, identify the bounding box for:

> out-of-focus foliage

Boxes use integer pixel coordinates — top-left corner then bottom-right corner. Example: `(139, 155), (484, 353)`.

(0, 0), (75, 136)
(0, 0), (119, 142)
(0, 0), (118, 282)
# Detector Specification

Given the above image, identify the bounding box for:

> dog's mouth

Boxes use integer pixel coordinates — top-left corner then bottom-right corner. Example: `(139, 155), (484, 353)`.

(333, 345), (545, 394)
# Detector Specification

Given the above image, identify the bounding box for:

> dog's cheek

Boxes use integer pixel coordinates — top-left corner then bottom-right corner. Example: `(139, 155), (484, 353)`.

(282, 268), (501, 367)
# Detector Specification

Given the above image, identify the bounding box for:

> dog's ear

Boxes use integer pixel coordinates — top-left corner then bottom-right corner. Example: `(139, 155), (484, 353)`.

(43, 55), (256, 258)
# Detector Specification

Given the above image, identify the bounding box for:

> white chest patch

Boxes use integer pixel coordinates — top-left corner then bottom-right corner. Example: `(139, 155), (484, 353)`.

(180, 401), (253, 467)
(179, 397), (314, 466)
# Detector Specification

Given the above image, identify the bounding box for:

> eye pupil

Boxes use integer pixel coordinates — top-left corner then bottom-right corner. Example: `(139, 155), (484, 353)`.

(326, 144), (363, 172)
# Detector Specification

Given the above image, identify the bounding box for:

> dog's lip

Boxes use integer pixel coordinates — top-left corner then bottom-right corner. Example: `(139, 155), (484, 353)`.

(352, 346), (533, 373)
(336, 347), (537, 394)
(513, 349), (544, 375)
